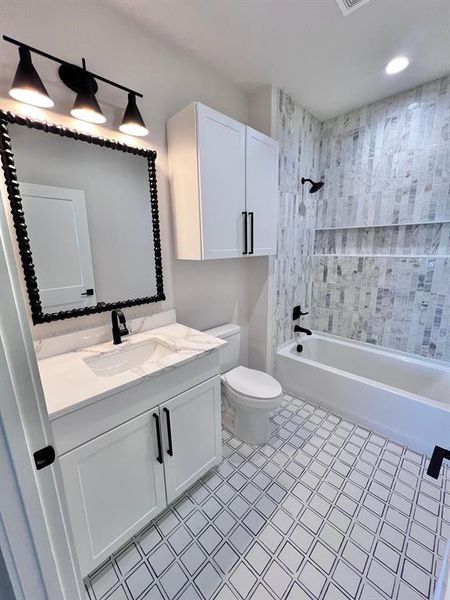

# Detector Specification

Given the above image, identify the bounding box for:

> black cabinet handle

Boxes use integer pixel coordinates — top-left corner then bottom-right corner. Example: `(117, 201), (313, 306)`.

(427, 446), (450, 479)
(153, 413), (163, 464)
(81, 288), (94, 297)
(242, 211), (248, 254)
(249, 212), (254, 254)
(33, 445), (55, 470)
(163, 408), (174, 457)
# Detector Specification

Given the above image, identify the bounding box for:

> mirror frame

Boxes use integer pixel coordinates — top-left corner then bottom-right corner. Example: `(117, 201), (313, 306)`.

(0, 110), (165, 324)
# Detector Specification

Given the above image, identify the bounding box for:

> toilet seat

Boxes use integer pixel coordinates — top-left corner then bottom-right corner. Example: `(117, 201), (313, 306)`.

(223, 366), (282, 405)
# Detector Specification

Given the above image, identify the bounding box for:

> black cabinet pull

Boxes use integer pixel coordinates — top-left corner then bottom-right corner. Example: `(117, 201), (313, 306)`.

(33, 445), (55, 470)
(249, 212), (254, 254)
(242, 211), (248, 254)
(163, 408), (174, 457)
(81, 288), (94, 297)
(427, 446), (450, 479)
(153, 413), (163, 464)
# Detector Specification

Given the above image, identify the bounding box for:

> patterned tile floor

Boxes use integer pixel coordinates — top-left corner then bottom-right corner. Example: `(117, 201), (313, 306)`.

(85, 393), (449, 600)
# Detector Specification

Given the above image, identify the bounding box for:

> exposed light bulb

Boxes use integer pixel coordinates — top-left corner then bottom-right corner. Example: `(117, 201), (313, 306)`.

(9, 87), (54, 108)
(70, 107), (106, 124)
(119, 122), (149, 137)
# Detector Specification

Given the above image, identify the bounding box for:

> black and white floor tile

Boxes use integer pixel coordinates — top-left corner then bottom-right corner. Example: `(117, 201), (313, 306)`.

(85, 394), (449, 600)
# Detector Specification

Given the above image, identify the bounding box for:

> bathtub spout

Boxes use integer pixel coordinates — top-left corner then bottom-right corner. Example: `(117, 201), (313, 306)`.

(294, 325), (312, 336)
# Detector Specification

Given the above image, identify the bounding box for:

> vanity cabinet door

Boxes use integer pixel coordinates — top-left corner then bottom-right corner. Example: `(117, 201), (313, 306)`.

(59, 409), (166, 576)
(161, 377), (222, 504)
(245, 127), (279, 256)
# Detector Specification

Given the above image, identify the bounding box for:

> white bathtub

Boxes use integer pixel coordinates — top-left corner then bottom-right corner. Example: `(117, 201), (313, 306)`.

(277, 332), (450, 455)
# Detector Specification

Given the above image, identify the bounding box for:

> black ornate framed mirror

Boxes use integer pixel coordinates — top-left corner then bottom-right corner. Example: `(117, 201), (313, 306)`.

(0, 111), (165, 324)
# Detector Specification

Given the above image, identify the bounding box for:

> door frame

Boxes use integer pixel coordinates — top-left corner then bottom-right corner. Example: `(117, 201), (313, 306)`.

(0, 176), (84, 598)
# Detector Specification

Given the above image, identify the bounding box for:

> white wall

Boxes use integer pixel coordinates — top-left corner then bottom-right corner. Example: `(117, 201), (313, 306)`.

(0, 0), (270, 366)
(246, 86), (279, 372)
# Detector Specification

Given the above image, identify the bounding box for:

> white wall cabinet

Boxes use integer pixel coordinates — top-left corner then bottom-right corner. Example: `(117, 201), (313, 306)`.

(167, 102), (279, 260)
(58, 374), (221, 576)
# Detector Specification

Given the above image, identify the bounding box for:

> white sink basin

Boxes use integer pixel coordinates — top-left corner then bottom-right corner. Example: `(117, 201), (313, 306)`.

(84, 340), (175, 377)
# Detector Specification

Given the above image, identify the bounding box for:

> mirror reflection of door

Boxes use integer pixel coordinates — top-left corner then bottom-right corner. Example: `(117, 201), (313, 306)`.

(20, 183), (96, 313)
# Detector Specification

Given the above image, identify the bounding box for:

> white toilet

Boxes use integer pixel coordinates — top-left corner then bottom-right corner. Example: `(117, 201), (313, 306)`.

(205, 323), (283, 445)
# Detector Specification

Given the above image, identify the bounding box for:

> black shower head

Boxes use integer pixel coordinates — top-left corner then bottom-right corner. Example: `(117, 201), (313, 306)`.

(301, 177), (324, 194)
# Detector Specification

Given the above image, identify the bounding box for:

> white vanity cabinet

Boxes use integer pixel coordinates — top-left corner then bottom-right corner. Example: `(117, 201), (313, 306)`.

(54, 362), (222, 576)
(167, 102), (279, 260)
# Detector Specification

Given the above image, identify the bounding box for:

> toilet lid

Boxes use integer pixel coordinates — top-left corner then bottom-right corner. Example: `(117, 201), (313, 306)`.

(224, 366), (282, 399)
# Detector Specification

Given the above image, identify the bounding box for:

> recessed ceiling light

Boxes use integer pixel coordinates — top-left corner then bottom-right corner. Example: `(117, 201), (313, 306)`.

(385, 56), (410, 75)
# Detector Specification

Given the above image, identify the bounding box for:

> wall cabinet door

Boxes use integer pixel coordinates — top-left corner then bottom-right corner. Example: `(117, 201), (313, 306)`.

(197, 104), (247, 259)
(59, 409), (166, 576)
(245, 127), (279, 256)
(161, 377), (222, 504)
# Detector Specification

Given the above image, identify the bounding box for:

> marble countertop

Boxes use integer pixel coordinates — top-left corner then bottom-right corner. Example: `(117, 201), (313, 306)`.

(38, 323), (225, 420)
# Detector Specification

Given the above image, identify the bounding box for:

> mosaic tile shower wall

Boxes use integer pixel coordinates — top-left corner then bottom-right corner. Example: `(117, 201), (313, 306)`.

(274, 78), (450, 362)
(312, 256), (450, 360)
(312, 77), (450, 361)
(273, 90), (322, 351)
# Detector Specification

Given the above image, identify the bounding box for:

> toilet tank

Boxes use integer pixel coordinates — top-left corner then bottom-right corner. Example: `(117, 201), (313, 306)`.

(204, 323), (240, 373)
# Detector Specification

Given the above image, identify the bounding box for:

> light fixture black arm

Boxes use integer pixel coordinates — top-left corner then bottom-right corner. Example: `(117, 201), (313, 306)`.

(3, 35), (143, 98)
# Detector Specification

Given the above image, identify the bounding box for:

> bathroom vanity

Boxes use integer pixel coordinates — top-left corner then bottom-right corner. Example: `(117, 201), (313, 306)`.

(36, 313), (225, 576)
(0, 109), (231, 580)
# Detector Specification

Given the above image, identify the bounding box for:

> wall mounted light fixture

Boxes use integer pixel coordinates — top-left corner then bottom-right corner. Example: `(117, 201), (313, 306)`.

(3, 35), (149, 136)
(60, 59), (106, 124)
(9, 45), (54, 108)
(119, 92), (149, 137)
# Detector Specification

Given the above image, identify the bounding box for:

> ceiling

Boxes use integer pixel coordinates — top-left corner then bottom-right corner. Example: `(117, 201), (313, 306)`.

(108, 0), (450, 121)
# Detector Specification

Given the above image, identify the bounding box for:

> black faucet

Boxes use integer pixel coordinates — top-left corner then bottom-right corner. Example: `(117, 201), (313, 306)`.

(293, 305), (312, 345)
(294, 325), (312, 336)
(111, 309), (129, 345)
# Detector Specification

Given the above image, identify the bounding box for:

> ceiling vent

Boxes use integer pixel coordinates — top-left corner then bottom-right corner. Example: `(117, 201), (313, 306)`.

(335, 0), (370, 16)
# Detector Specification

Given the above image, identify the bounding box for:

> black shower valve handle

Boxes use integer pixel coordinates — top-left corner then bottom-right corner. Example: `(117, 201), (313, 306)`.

(293, 305), (309, 321)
